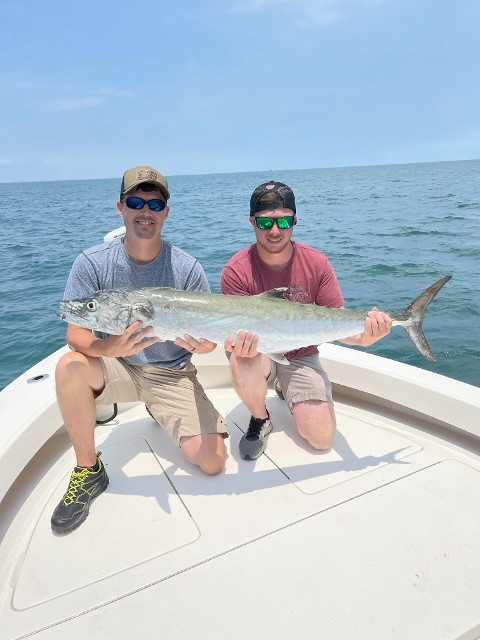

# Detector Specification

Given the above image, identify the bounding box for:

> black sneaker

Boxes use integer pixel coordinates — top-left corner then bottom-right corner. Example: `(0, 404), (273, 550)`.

(239, 412), (273, 460)
(51, 452), (109, 534)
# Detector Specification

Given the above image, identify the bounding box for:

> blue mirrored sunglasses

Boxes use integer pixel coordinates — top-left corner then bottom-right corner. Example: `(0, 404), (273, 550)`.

(125, 196), (166, 212)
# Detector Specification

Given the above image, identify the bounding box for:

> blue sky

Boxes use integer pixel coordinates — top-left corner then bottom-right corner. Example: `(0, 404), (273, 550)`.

(1, 0), (478, 182)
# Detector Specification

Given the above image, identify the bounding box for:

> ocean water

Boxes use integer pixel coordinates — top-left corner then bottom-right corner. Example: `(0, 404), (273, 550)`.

(1, 159), (479, 391)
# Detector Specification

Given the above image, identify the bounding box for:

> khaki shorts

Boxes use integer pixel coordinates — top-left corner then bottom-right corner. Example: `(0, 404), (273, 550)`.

(96, 358), (228, 446)
(268, 354), (333, 409)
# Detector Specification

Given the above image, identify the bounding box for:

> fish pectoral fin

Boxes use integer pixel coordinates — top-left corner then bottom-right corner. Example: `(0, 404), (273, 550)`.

(255, 288), (289, 299)
(267, 352), (291, 365)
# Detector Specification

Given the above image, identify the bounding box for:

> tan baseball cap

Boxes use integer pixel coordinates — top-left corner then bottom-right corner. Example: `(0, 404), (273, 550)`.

(120, 166), (170, 200)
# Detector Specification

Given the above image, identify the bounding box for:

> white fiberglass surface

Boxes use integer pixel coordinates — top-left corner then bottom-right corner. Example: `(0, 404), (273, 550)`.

(7, 459), (480, 640)
(13, 438), (199, 609)
(228, 397), (423, 494)
(1, 382), (479, 639)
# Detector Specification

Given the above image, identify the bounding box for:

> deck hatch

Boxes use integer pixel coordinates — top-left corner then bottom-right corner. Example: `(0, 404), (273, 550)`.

(13, 438), (200, 610)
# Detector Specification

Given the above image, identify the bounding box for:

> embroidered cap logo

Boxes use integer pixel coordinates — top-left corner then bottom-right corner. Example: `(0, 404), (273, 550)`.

(136, 169), (158, 181)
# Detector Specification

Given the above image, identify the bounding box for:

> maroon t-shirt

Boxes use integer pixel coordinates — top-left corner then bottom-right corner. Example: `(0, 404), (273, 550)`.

(220, 241), (345, 359)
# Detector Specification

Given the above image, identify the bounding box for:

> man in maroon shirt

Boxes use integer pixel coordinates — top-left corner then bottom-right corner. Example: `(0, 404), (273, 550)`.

(221, 181), (392, 460)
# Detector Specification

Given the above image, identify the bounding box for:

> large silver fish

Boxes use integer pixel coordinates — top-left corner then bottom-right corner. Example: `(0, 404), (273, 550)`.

(57, 276), (452, 362)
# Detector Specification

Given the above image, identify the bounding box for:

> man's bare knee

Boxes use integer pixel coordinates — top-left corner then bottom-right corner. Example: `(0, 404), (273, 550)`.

(56, 351), (104, 391)
(180, 434), (226, 475)
(305, 428), (335, 451)
(198, 453), (225, 475)
(292, 400), (336, 451)
(56, 350), (87, 375)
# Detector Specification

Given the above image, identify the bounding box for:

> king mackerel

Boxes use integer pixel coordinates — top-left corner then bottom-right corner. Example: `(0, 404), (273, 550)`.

(58, 275), (452, 363)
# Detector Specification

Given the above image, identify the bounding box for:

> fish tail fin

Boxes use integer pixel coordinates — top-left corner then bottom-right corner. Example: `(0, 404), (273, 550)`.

(397, 275), (452, 361)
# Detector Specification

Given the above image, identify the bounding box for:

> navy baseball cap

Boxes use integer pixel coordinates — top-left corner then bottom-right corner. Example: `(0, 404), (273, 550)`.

(250, 181), (296, 215)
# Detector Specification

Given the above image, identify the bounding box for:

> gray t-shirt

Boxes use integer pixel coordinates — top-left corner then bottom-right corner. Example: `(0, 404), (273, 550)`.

(64, 238), (210, 369)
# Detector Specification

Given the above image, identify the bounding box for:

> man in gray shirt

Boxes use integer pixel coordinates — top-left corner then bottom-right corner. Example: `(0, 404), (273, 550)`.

(51, 166), (228, 534)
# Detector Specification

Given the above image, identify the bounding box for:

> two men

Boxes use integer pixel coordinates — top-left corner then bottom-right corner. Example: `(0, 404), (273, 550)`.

(53, 170), (391, 533)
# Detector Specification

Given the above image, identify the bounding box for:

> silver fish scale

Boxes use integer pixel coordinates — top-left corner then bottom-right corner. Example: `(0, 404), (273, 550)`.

(139, 288), (371, 354)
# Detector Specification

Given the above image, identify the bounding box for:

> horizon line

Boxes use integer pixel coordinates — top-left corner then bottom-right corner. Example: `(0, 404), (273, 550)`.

(1, 157), (479, 186)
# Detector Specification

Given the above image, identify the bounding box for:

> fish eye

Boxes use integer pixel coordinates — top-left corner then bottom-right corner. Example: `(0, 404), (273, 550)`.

(86, 300), (97, 312)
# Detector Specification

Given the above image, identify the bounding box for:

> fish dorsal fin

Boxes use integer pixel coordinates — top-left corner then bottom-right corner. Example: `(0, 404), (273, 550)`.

(256, 285), (312, 304)
(255, 288), (289, 299)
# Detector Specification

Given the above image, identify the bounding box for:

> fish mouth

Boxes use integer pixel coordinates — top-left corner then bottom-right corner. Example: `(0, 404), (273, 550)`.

(57, 301), (86, 322)
(56, 308), (84, 321)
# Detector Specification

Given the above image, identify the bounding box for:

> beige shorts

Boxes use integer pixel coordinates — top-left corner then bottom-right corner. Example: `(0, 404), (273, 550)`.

(96, 358), (228, 446)
(268, 354), (333, 409)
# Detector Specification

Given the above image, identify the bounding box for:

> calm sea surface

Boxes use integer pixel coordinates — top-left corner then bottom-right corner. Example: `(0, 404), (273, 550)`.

(1, 160), (479, 390)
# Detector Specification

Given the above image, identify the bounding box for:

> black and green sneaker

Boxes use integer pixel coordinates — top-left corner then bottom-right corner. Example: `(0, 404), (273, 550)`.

(51, 452), (109, 534)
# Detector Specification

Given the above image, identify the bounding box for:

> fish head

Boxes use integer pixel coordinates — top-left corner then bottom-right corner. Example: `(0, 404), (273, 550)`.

(57, 289), (155, 335)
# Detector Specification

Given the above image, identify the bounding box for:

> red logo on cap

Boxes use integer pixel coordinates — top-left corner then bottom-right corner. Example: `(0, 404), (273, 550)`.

(266, 184), (275, 190)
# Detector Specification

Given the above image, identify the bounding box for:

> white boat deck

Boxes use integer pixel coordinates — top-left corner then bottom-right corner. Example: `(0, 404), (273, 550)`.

(1, 346), (479, 639)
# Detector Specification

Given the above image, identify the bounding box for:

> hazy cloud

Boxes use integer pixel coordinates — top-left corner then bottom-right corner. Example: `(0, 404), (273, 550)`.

(95, 87), (135, 98)
(385, 129), (480, 165)
(232, 0), (384, 26)
(427, 129), (480, 152)
(41, 96), (107, 111)
(9, 82), (133, 111)
(38, 88), (134, 111)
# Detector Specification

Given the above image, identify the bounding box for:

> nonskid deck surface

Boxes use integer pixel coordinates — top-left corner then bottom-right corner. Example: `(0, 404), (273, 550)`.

(1, 389), (480, 640)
